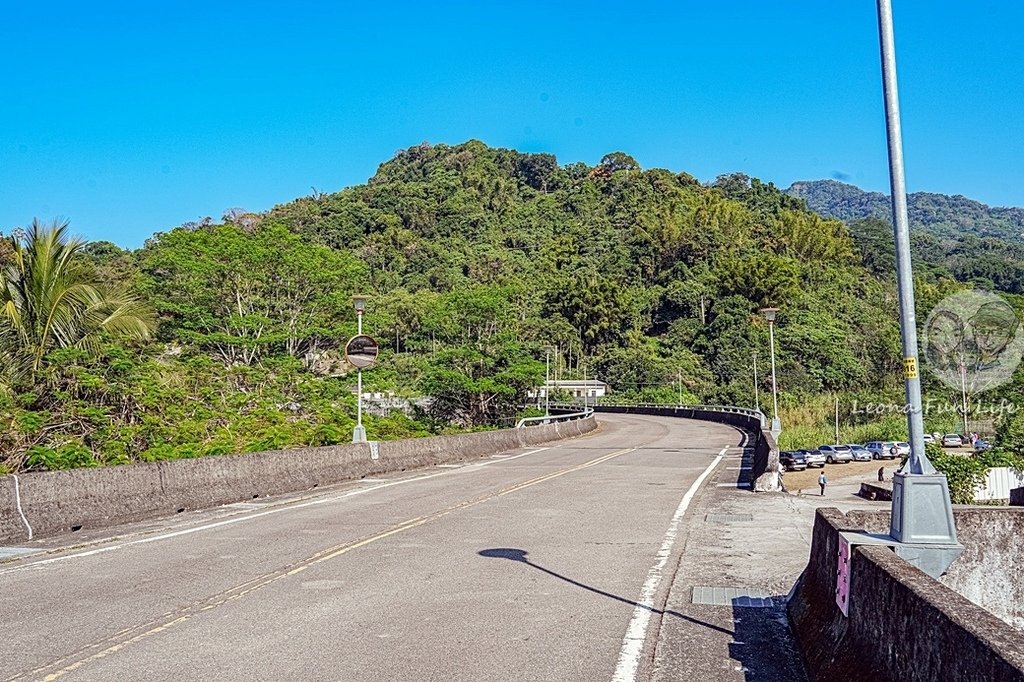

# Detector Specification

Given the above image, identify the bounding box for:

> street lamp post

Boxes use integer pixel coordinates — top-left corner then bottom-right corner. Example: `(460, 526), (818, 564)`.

(875, 0), (960, 572)
(544, 347), (551, 417)
(352, 295), (368, 444)
(753, 350), (760, 414)
(760, 307), (781, 438)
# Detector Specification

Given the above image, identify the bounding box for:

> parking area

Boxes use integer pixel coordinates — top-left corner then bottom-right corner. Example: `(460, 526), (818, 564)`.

(782, 459), (901, 493)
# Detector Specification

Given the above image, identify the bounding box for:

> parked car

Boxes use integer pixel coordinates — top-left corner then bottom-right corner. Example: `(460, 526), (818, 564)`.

(864, 441), (900, 459)
(973, 439), (992, 451)
(800, 448), (826, 468)
(818, 444), (853, 464)
(779, 451), (808, 471)
(922, 433), (935, 444)
(895, 442), (911, 456)
(847, 444), (873, 462)
(942, 433), (963, 448)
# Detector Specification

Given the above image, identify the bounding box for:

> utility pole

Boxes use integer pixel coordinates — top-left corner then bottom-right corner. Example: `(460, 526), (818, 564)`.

(583, 360), (587, 411)
(835, 395), (840, 445)
(677, 369), (683, 405)
(959, 354), (969, 436)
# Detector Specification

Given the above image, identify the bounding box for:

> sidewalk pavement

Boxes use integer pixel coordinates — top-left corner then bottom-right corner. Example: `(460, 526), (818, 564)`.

(648, 450), (889, 681)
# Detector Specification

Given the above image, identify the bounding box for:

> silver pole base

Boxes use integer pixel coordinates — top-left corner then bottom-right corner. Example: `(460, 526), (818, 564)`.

(352, 425), (367, 443)
(890, 472), (959, 545)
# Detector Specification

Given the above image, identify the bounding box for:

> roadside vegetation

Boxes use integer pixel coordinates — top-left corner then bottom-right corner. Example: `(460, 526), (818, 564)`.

(5, 140), (1024, 474)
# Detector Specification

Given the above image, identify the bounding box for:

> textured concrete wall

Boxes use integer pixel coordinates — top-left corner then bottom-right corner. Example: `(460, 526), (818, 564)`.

(844, 506), (1024, 629)
(751, 428), (780, 492)
(789, 508), (1024, 682)
(593, 404), (781, 491)
(943, 508), (1024, 629)
(0, 416), (595, 544)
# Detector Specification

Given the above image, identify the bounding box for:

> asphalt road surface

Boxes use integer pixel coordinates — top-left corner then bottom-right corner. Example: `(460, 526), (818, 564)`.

(1, 413), (744, 681)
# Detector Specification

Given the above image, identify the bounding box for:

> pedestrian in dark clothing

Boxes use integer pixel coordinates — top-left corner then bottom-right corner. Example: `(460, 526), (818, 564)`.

(818, 472), (828, 496)
(878, 466), (885, 482)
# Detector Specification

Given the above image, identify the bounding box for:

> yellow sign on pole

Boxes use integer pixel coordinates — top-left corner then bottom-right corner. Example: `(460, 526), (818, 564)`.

(904, 357), (918, 380)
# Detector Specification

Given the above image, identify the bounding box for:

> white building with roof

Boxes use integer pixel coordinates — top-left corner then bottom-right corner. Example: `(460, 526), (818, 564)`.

(528, 379), (609, 400)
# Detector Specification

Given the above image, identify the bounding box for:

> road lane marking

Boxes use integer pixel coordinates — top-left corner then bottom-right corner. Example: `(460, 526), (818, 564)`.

(11, 447), (637, 681)
(0, 446), (555, 576)
(610, 447), (727, 682)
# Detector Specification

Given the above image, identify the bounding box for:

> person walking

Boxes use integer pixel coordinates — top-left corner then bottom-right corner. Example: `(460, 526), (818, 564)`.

(818, 471), (828, 496)
(877, 466), (885, 483)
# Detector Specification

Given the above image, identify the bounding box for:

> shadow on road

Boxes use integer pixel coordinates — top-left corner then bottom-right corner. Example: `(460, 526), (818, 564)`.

(479, 548), (731, 635)
(479, 548), (806, 682)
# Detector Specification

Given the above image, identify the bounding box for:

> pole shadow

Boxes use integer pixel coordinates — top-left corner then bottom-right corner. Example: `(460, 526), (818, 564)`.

(478, 548), (806, 681)
(479, 548), (731, 636)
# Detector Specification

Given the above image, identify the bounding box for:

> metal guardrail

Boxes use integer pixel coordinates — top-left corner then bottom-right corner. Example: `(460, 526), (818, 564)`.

(547, 402), (767, 427)
(515, 409), (594, 429)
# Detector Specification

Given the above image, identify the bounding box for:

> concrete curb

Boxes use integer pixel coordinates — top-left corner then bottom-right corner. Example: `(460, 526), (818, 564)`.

(0, 416), (597, 544)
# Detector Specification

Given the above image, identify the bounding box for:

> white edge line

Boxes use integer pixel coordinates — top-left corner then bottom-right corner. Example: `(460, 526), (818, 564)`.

(610, 447), (727, 682)
(1, 446), (553, 575)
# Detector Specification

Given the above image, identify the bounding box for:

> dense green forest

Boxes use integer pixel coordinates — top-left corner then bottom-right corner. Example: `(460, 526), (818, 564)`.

(5, 140), (1024, 473)
(789, 179), (1024, 244)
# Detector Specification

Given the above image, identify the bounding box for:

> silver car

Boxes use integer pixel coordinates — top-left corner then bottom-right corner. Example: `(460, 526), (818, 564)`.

(846, 444), (873, 462)
(801, 449), (826, 468)
(864, 441), (900, 459)
(818, 444), (853, 464)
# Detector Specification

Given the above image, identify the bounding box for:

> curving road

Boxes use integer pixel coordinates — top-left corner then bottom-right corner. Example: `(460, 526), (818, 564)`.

(0, 413), (745, 681)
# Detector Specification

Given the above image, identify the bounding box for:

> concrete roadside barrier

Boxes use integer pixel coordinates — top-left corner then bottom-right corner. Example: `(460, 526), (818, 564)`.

(0, 416), (596, 544)
(788, 507), (1024, 681)
(587, 403), (781, 492)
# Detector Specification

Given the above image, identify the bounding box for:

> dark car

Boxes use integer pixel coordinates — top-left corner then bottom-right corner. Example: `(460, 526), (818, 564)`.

(780, 450), (808, 471)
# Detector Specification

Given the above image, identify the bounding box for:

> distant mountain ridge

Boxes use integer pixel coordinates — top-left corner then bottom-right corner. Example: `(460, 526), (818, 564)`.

(786, 179), (1024, 243)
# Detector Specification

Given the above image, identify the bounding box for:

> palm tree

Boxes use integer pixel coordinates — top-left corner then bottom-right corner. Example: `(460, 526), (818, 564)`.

(0, 219), (155, 389)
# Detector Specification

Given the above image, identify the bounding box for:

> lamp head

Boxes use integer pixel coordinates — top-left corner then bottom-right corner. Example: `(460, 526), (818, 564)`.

(760, 307), (779, 322)
(352, 294), (368, 313)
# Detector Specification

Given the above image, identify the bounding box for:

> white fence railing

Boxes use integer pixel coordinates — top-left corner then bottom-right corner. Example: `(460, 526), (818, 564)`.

(975, 467), (1024, 501)
(556, 402), (767, 428)
(515, 409), (594, 429)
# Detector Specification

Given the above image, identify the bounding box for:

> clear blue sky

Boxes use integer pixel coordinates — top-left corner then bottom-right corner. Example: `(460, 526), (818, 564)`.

(2, 1), (1021, 248)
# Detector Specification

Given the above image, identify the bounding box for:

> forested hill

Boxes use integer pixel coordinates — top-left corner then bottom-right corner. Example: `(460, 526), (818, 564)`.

(11, 139), (1023, 473)
(264, 140), (905, 406)
(787, 179), (1024, 243)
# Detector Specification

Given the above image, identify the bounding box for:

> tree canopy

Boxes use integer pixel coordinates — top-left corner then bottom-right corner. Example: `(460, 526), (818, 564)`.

(6, 140), (1024, 472)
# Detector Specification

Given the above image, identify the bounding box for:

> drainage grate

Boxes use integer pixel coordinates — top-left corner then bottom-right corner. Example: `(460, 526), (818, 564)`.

(691, 586), (775, 608)
(704, 513), (754, 524)
(0, 547), (37, 561)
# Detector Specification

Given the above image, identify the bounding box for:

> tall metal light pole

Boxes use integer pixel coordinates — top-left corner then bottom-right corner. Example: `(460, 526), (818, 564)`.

(876, 0), (959, 562)
(753, 350), (760, 414)
(958, 353), (970, 437)
(760, 308), (781, 438)
(545, 347), (551, 417)
(352, 294), (368, 444)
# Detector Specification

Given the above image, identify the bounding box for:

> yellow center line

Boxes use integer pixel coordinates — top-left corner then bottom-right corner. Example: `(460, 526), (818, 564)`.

(18, 446), (637, 682)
